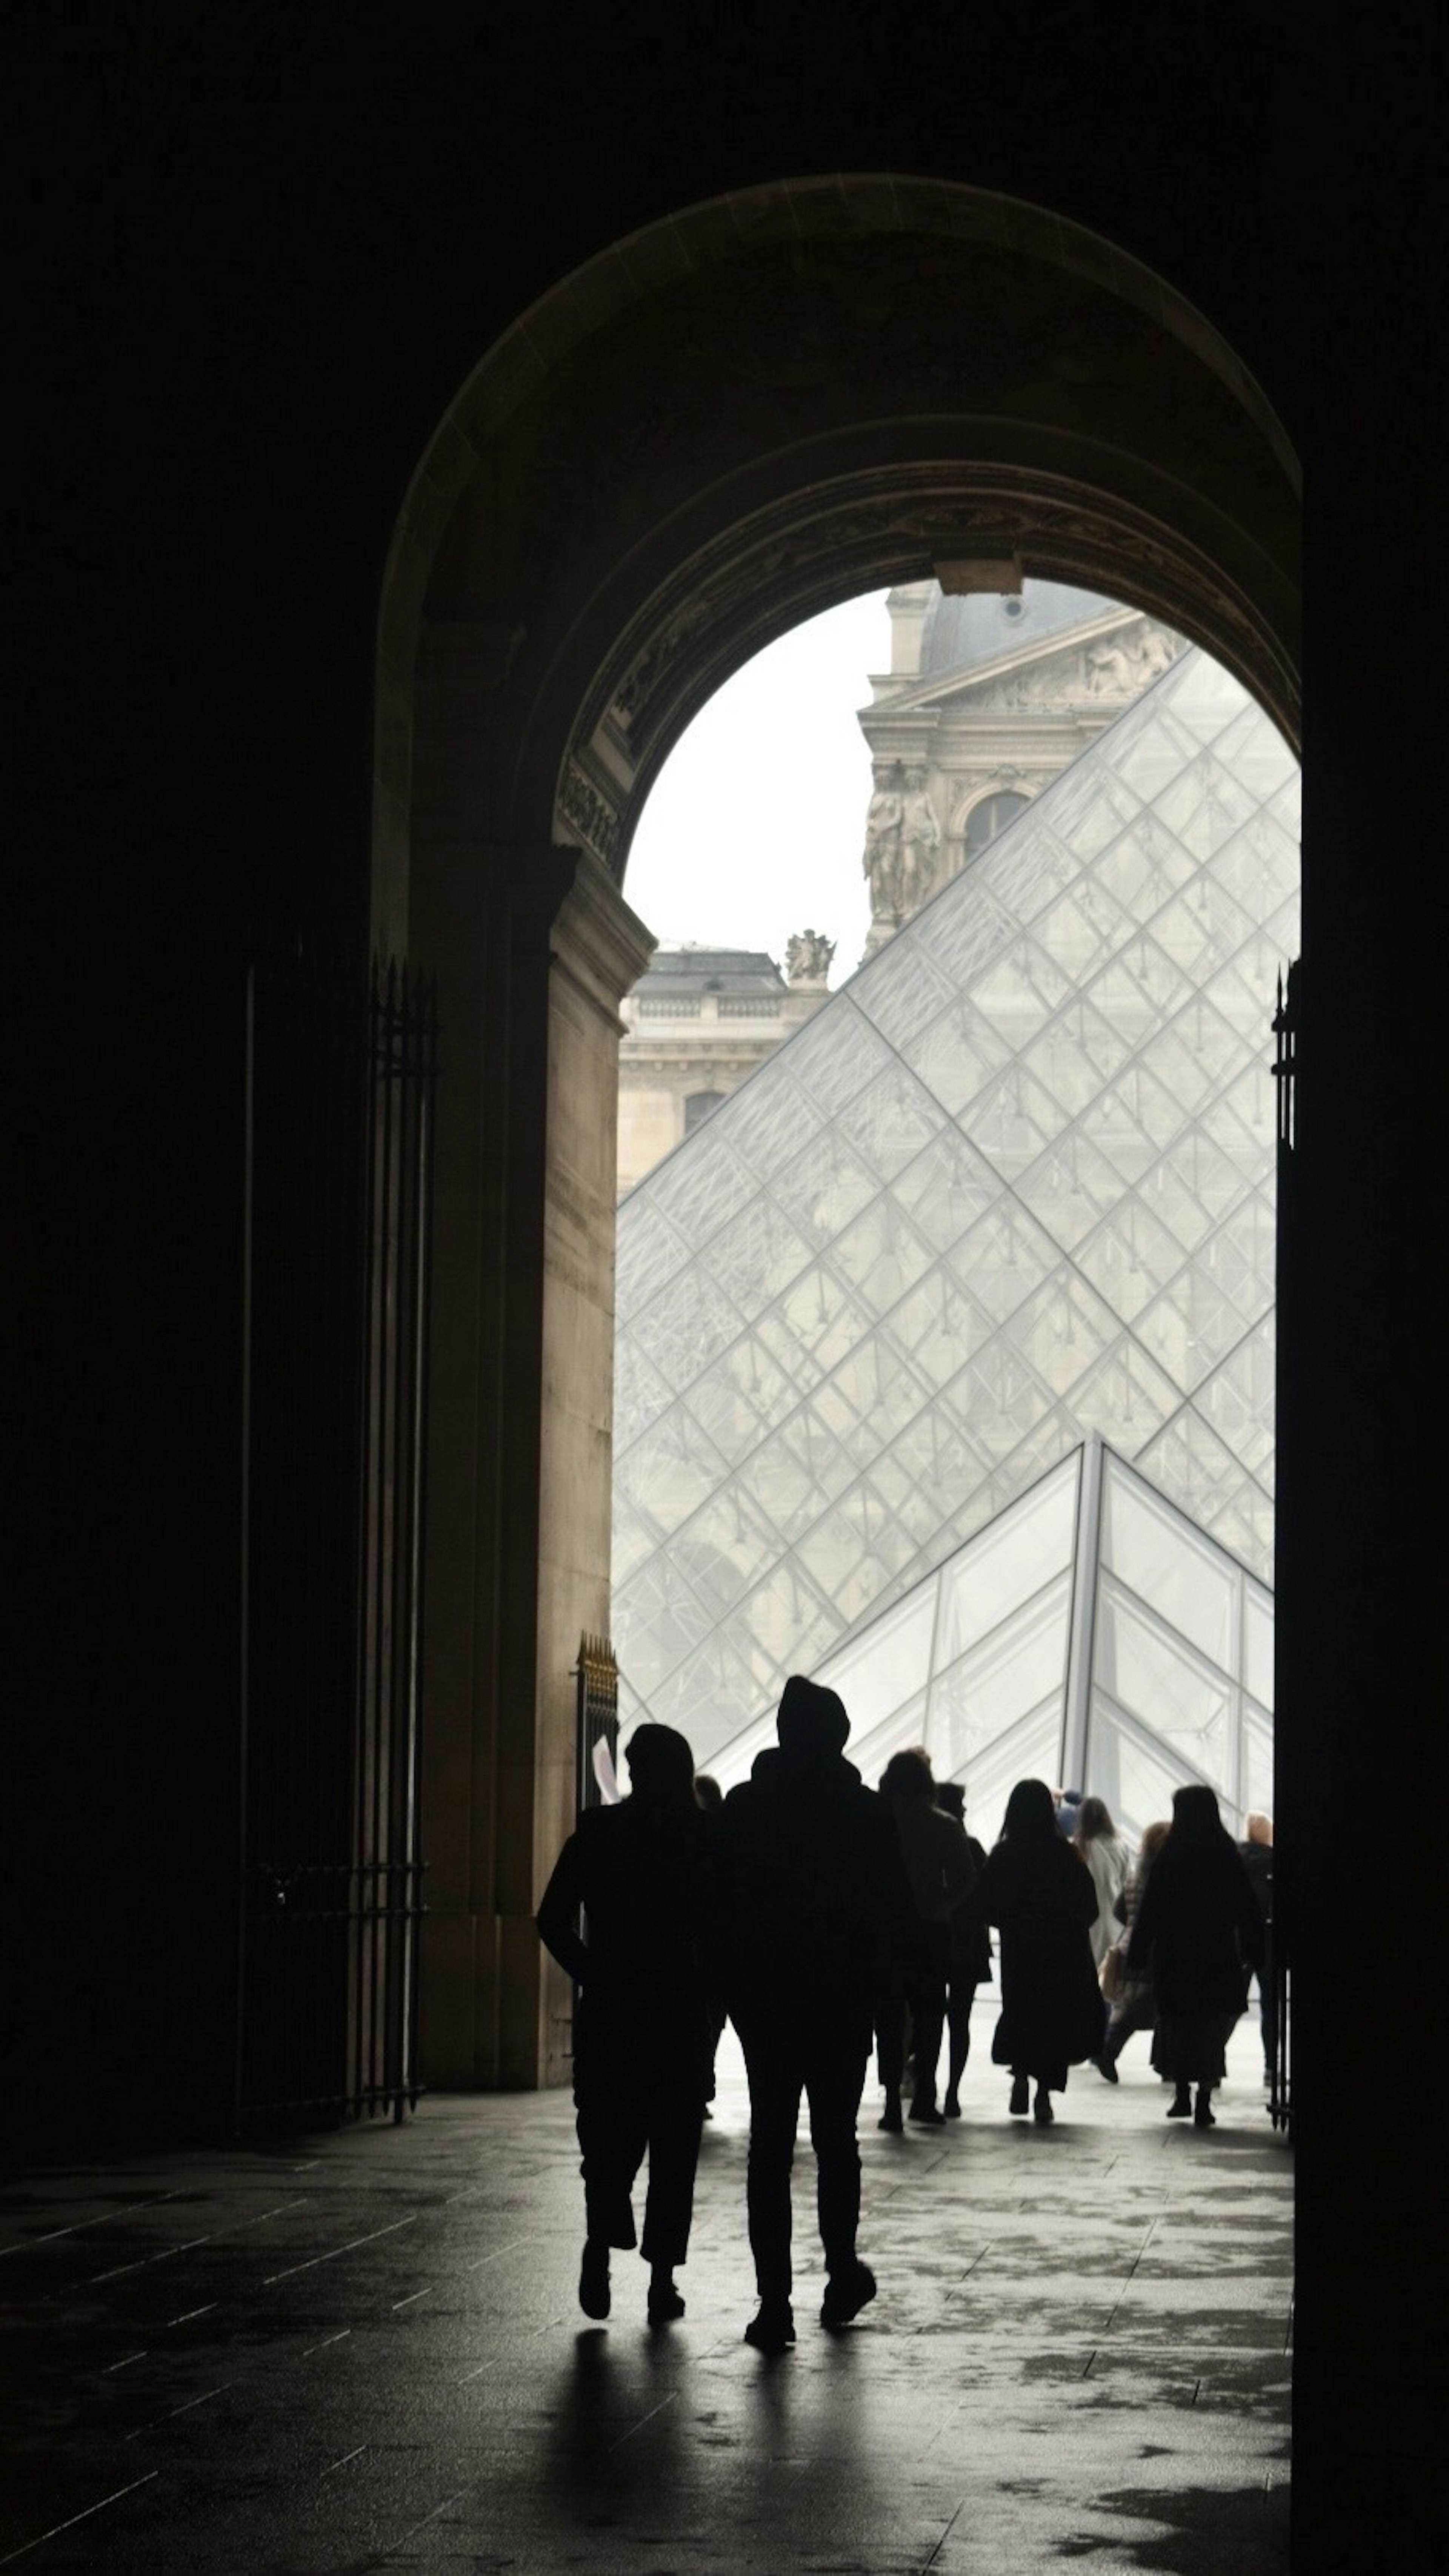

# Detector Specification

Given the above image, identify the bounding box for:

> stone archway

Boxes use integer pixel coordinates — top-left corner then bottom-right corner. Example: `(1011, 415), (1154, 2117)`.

(378, 174), (1300, 2094)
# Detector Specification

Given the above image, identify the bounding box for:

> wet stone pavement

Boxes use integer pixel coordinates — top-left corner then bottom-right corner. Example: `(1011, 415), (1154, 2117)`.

(0, 2012), (1290, 2573)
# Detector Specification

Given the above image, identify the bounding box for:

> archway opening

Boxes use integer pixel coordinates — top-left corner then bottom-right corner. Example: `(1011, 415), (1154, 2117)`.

(380, 171), (1300, 2113)
(371, 164), (1303, 2564)
(609, 578), (1294, 1880)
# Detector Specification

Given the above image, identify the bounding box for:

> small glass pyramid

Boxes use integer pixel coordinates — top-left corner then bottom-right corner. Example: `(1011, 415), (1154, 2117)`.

(707, 1437), (1272, 1846)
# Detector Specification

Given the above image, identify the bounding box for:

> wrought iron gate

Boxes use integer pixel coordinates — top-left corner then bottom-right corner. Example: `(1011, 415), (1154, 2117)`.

(1268, 958), (1298, 2137)
(238, 945), (438, 2128)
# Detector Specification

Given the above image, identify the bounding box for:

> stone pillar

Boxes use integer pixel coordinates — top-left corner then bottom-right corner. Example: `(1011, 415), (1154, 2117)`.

(413, 835), (654, 2092)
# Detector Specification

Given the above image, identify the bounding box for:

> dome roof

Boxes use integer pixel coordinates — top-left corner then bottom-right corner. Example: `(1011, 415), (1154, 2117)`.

(918, 578), (1118, 678)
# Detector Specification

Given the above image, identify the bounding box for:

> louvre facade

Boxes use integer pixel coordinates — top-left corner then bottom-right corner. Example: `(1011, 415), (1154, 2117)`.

(611, 646), (1299, 1819)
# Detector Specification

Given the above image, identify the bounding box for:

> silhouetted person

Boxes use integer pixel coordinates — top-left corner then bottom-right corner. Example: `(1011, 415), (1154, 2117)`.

(935, 1779), (991, 2116)
(536, 1723), (720, 2326)
(974, 1778), (1101, 2124)
(1237, 1810), (1277, 2084)
(874, 1750), (975, 2127)
(694, 1774), (727, 2115)
(721, 1675), (904, 2353)
(1095, 1819), (1171, 2080)
(1128, 1783), (1265, 2128)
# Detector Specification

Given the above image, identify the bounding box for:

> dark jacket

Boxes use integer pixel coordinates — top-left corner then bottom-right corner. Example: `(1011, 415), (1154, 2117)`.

(536, 1798), (722, 2079)
(720, 1745), (906, 2037)
(1128, 1831), (1264, 2017)
(975, 1832), (1101, 2072)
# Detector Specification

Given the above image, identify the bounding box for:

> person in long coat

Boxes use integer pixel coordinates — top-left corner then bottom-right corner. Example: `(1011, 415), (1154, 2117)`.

(1126, 1782), (1265, 2128)
(535, 1723), (721, 2326)
(1073, 1795), (1133, 1968)
(1094, 1817), (1171, 2080)
(974, 1778), (1101, 2124)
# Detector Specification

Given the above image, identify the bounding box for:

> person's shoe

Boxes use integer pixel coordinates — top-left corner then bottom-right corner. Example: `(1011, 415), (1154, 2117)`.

(1194, 2089), (1217, 2130)
(744, 2300), (795, 2353)
(1033, 2086), (1054, 2125)
(820, 2260), (877, 2330)
(1166, 2089), (1192, 2119)
(647, 2274), (686, 2327)
(579, 2240), (611, 2319)
(909, 2098), (946, 2125)
(1094, 2054), (1119, 2084)
(1009, 2074), (1029, 2116)
(877, 2091), (903, 2132)
(943, 2089), (961, 2118)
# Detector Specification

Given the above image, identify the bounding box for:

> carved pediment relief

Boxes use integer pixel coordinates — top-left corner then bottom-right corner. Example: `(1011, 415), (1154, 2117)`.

(869, 613), (1185, 722)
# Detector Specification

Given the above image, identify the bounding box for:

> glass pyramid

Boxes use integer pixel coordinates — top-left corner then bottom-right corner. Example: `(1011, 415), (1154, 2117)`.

(612, 647), (1298, 1777)
(705, 1439), (1274, 1849)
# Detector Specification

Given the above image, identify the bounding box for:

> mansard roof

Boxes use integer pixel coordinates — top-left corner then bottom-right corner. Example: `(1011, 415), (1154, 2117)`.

(636, 948), (785, 995)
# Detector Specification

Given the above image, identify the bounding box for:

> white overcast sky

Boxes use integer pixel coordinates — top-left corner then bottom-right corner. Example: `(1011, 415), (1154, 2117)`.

(621, 590), (891, 972)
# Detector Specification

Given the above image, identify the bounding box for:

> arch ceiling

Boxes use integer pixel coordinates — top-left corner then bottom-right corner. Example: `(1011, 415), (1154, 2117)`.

(377, 178), (1300, 947)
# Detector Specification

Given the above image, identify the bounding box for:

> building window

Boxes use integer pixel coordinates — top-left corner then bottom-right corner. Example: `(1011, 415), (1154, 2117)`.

(963, 789), (1030, 857)
(684, 1090), (726, 1135)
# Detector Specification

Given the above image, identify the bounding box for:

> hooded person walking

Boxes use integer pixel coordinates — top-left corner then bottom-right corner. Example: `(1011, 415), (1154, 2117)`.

(721, 1674), (907, 2353)
(535, 1722), (721, 2326)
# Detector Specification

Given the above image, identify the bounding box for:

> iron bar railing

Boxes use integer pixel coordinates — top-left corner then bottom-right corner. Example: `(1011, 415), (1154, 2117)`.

(1268, 957), (1299, 2136)
(238, 943), (437, 2130)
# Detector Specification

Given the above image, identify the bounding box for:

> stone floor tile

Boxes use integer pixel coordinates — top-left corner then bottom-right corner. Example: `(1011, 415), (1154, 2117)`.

(0, 2013), (1289, 2573)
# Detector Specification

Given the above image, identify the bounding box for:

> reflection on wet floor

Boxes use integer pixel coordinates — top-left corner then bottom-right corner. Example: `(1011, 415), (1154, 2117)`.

(0, 2010), (1289, 2573)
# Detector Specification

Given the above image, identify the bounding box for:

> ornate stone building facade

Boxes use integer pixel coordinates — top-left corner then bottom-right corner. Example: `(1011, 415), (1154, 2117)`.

(616, 938), (834, 1193)
(859, 579), (1185, 953)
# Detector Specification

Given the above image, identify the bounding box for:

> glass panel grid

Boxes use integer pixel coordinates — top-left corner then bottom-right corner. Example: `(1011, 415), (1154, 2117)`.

(615, 645), (1294, 1770)
(1093, 1583), (1234, 1785)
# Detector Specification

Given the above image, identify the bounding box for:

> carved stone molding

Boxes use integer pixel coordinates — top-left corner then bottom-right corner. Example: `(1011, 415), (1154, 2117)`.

(557, 758), (625, 874)
(558, 464), (1297, 884)
(551, 843), (656, 1022)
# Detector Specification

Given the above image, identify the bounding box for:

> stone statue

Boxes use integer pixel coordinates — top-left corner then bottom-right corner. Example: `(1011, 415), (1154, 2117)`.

(786, 929), (835, 986)
(1086, 639), (1135, 696)
(862, 765), (906, 920)
(1135, 624), (1175, 681)
(898, 768), (943, 913)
